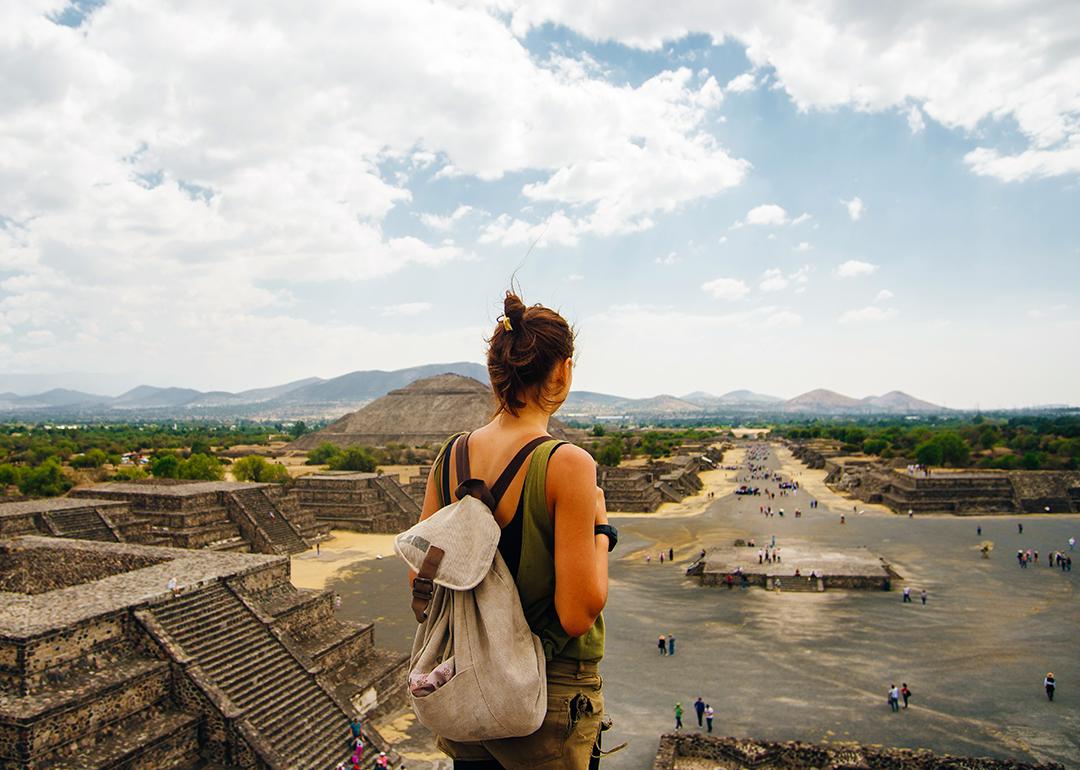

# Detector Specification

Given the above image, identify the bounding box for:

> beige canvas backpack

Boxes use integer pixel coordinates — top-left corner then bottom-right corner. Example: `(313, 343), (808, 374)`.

(394, 434), (549, 742)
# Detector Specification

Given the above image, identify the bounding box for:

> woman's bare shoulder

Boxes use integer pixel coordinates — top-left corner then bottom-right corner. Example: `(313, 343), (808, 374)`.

(547, 442), (597, 484)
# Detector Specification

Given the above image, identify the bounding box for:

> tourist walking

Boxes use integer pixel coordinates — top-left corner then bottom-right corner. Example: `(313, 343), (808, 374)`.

(1045, 673), (1056, 701)
(376, 752), (390, 768)
(1018, 523), (1023, 534)
(920, 589), (927, 606)
(902, 587), (911, 603)
(658, 635), (667, 656)
(977, 525), (982, 536)
(694, 697), (705, 727)
(669, 547), (674, 561)
(668, 634), (676, 656)
(901, 683), (911, 709)
(674, 703), (684, 730)
(350, 717), (363, 741)
(704, 704), (714, 733)
(888, 684), (900, 712)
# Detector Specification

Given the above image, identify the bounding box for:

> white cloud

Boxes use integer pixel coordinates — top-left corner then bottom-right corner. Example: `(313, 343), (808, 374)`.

(843, 196), (865, 221)
(795, 241), (811, 251)
(742, 203), (789, 226)
(702, 277), (750, 300)
(420, 205), (474, 231)
(835, 260), (878, 278)
(381, 302), (432, 317)
(725, 71), (756, 93)
(965, 138), (1080, 182)
(1027, 304), (1068, 319)
(876, 289), (895, 301)
(718, 235), (728, 244)
(655, 251), (682, 266)
(906, 105), (926, 134)
(479, 210), (583, 248)
(759, 268), (788, 292)
(839, 306), (898, 324)
(504, 2), (1080, 183)
(791, 212), (812, 225)
(567, 273), (585, 282)
(760, 265), (810, 293)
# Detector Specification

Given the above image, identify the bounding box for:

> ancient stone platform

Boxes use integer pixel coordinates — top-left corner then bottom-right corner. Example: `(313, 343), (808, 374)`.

(294, 471), (421, 533)
(653, 733), (1064, 769)
(67, 479), (328, 555)
(0, 535), (406, 770)
(690, 543), (895, 591)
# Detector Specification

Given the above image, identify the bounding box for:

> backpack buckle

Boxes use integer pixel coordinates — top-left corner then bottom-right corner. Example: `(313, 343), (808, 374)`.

(412, 576), (434, 598)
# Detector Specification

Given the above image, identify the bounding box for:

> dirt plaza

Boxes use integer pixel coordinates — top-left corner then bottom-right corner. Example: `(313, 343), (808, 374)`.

(303, 443), (1079, 769)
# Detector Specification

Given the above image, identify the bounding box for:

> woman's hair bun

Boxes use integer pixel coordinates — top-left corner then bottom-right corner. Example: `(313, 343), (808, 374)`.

(503, 291), (526, 327)
(488, 289), (575, 416)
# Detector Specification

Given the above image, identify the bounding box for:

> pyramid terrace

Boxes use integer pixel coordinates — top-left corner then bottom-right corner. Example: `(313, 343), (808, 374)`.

(0, 536), (405, 770)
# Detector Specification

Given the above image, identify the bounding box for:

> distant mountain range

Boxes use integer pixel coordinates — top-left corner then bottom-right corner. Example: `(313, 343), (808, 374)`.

(0, 363), (1003, 420)
(0, 362), (489, 419)
(560, 387), (947, 418)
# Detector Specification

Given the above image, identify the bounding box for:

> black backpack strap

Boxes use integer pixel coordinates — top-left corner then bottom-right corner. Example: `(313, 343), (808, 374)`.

(489, 436), (552, 508)
(452, 434), (551, 512)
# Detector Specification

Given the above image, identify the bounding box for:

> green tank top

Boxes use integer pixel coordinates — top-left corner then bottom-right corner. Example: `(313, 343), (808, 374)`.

(433, 433), (605, 662)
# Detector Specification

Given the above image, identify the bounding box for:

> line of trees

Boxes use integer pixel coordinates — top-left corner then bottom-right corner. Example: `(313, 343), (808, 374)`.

(778, 415), (1080, 470)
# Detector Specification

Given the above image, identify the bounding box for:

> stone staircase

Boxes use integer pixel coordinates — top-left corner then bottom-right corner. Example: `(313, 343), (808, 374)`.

(147, 583), (353, 770)
(8, 637), (202, 770)
(230, 488), (308, 555)
(371, 475), (421, 519)
(42, 507), (118, 542)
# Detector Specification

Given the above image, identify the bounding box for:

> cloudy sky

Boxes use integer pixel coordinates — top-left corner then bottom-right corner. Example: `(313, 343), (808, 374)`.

(2, 1), (1078, 408)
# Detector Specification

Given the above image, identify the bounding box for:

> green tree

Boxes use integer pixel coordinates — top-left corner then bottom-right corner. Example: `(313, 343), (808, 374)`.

(590, 424), (606, 437)
(862, 438), (888, 455)
(70, 448), (108, 468)
(933, 432), (970, 467)
(233, 455), (292, 483)
(113, 466), (149, 481)
(328, 447), (378, 472)
(914, 440), (943, 467)
(179, 453), (225, 481)
(289, 421), (309, 438)
(18, 458), (73, 497)
(1019, 452), (1042, 470)
(0, 464), (21, 487)
(189, 439), (213, 457)
(596, 438), (623, 467)
(306, 443), (341, 465)
(151, 454), (182, 478)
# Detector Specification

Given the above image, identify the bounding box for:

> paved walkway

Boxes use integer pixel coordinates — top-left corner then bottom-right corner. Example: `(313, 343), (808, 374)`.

(332, 442), (1078, 769)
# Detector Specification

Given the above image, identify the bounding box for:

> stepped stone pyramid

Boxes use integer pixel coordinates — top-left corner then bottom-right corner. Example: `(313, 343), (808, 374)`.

(288, 373), (577, 450)
(0, 536), (407, 770)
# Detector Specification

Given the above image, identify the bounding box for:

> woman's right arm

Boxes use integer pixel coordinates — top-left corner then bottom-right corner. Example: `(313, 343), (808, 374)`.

(549, 444), (609, 637)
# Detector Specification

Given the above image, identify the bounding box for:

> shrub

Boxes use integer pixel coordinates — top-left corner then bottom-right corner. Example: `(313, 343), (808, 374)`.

(70, 448), (108, 469)
(328, 447), (377, 472)
(862, 438), (888, 455)
(306, 443), (341, 466)
(179, 453), (225, 481)
(596, 439), (623, 468)
(113, 466), (149, 481)
(151, 454), (182, 478)
(233, 455), (291, 483)
(18, 458), (73, 497)
(0, 463), (21, 487)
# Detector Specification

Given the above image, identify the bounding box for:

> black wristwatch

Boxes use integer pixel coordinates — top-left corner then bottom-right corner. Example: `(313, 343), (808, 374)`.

(594, 524), (618, 552)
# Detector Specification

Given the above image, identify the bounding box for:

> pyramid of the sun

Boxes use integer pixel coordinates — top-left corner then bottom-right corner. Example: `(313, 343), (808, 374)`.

(290, 373), (575, 449)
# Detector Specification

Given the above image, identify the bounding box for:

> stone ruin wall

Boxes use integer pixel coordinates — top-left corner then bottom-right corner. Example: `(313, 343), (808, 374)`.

(652, 733), (1064, 770)
(1, 547), (404, 769)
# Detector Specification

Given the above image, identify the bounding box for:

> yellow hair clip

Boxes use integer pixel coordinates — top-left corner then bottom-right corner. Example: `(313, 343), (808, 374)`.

(501, 316), (513, 332)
